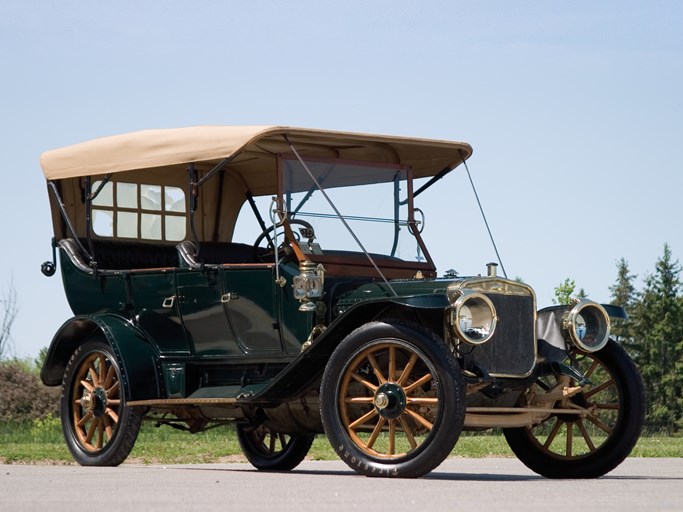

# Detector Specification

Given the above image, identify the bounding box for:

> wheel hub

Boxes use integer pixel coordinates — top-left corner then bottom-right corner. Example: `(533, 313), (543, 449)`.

(374, 383), (406, 420)
(557, 391), (589, 422)
(80, 387), (108, 417)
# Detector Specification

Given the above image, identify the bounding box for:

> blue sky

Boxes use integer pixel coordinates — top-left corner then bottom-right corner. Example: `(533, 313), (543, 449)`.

(1, 1), (682, 359)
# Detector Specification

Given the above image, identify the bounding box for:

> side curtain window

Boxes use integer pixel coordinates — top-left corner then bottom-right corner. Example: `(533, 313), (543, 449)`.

(91, 181), (187, 241)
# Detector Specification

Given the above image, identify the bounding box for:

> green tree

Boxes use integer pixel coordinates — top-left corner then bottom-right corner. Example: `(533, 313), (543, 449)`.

(553, 278), (587, 305)
(609, 258), (637, 346)
(630, 244), (683, 433)
(34, 347), (49, 374)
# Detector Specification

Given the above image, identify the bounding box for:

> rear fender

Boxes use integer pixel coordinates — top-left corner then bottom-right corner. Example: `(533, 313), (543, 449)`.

(40, 314), (163, 401)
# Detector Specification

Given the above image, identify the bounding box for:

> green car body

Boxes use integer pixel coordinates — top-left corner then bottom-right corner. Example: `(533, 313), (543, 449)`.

(39, 126), (645, 478)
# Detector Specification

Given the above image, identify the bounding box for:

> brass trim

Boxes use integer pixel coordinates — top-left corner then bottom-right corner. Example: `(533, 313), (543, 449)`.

(448, 289), (498, 345)
(448, 277), (538, 379)
(562, 299), (611, 353)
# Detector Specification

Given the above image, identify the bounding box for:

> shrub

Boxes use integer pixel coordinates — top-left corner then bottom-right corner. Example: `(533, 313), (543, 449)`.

(0, 361), (60, 422)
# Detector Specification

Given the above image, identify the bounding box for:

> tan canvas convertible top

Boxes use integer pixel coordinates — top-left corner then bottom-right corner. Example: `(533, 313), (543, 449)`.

(41, 125), (472, 182)
(41, 126), (472, 243)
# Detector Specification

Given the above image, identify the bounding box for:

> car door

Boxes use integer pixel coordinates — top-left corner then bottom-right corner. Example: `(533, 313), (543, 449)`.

(130, 271), (191, 355)
(175, 268), (242, 357)
(221, 266), (284, 353)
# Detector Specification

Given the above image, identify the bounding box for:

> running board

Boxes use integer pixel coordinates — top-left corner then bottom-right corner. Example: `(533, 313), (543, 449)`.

(128, 397), (239, 407)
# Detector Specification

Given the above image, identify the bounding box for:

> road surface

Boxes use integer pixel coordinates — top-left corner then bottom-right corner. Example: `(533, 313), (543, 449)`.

(1, 458), (681, 511)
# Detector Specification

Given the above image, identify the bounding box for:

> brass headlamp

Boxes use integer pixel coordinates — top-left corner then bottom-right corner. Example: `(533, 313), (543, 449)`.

(448, 289), (498, 345)
(561, 299), (610, 352)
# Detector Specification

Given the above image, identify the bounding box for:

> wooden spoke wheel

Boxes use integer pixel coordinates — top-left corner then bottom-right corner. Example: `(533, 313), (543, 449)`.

(321, 321), (465, 478)
(61, 341), (142, 466)
(504, 339), (645, 478)
(236, 424), (314, 471)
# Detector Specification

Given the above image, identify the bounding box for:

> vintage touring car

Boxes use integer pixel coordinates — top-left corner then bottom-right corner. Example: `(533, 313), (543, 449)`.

(39, 126), (644, 478)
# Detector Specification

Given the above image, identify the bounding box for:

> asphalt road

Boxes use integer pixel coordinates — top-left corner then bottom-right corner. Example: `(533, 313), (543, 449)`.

(2, 458), (681, 512)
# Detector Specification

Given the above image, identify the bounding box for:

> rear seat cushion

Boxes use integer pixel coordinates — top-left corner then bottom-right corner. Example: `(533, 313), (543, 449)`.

(177, 240), (269, 266)
(76, 238), (178, 270)
(64, 238), (267, 271)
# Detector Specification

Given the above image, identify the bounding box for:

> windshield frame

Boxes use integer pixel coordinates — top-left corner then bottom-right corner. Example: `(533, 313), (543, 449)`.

(276, 153), (436, 277)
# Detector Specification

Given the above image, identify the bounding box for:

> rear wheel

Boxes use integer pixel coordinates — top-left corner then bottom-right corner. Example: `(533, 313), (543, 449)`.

(504, 339), (645, 478)
(60, 341), (142, 466)
(320, 321), (465, 478)
(236, 424), (314, 470)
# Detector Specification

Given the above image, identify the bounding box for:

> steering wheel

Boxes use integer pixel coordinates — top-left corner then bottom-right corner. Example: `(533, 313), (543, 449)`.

(253, 219), (316, 261)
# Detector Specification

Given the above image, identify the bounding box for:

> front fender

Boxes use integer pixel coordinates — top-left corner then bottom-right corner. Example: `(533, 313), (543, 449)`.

(245, 297), (447, 403)
(536, 304), (627, 361)
(40, 314), (163, 401)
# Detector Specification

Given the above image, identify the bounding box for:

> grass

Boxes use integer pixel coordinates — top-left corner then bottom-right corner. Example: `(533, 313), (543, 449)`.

(1, 418), (681, 464)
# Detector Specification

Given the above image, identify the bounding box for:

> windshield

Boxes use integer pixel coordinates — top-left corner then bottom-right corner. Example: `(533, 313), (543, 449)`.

(280, 157), (423, 260)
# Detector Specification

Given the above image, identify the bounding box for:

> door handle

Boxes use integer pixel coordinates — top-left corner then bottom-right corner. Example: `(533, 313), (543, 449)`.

(162, 296), (175, 308)
(221, 293), (239, 303)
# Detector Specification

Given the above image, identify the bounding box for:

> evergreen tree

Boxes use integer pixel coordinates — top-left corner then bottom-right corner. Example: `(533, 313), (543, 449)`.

(609, 258), (637, 346)
(629, 244), (683, 433)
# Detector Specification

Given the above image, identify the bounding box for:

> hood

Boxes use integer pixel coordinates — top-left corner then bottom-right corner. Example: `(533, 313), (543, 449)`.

(334, 278), (457, 309)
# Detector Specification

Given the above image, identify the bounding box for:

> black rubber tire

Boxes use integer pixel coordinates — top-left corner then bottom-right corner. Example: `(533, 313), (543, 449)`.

(320, 320), (465, 478)
(60, 341), (143, 466)
(236, 424), (314, 471)
(504, 339), (645, 478)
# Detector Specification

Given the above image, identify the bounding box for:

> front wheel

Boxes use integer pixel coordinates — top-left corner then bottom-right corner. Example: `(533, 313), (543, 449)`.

(60, 341), (142, 466)
(320, 321), (465, 478)
(236, 424), (314, 470)
(504, 339), (645, 478)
